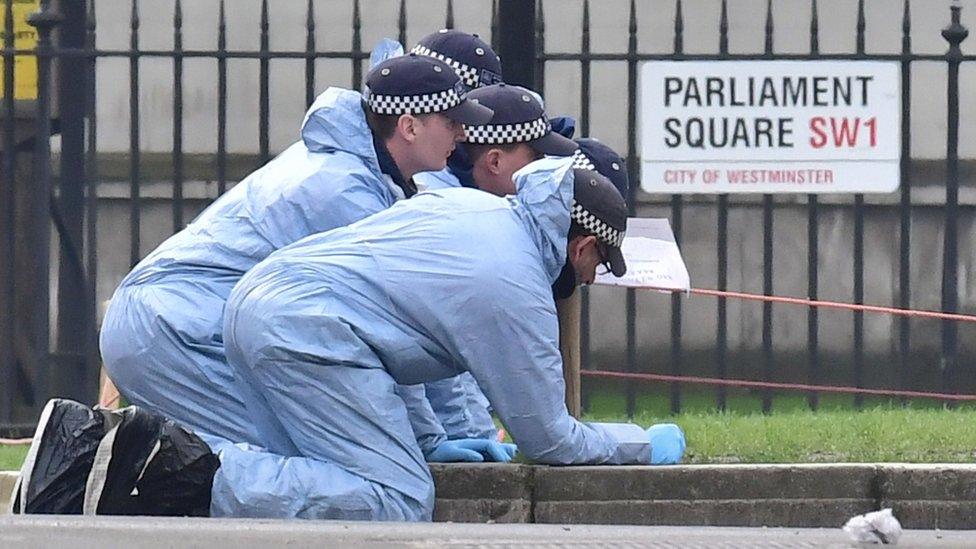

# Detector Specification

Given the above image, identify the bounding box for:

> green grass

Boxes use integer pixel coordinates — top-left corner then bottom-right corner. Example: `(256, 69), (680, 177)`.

(582, 383), (976, 417)
(3, 390), (975, 469)
(581, 389), (976, 463)
(1, 444), (27, 471)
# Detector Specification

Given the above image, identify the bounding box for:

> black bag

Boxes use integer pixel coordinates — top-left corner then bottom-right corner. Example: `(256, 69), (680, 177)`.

(12, 398), (107, 514)
(14, 398), (219, 517)
(87, 405), (219, 516)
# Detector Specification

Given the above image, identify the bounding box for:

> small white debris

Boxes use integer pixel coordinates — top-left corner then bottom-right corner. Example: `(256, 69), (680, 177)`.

(843, 508), (903, 545)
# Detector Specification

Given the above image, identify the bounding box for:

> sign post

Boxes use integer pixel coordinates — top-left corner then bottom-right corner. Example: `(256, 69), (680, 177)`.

(641, 61), (901, 194)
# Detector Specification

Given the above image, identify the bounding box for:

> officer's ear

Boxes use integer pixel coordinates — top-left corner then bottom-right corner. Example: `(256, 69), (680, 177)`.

(396, 114), (419, 143)
(483, 148), (503, 175)
(567, 234), (597, 264)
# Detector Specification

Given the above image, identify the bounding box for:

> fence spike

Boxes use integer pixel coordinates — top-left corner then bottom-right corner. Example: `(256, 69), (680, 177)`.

(217, 0), (227, 197)
(902, 0), (911, 52)
(259, 0), (269, 164)
(581, 0), (590, 137)
(446, 0), (454, 30)
(810, 0), (819, 54)
(764, 0), (773, 55)
(535, 0), (545, 39)
(130, 0), (139, 35)
(856, 0), (865, 55)
(5, 0), (14, 48)
(582, 0), (590, 43)
(535, 0), (545, 93)
(673, 0), (682, 55)
(719, 0), (728, 54)
(307, 0), (315, 34)
(174, 0), (182, 32)
(87, 0), (96, 36)
(397, 0), (406, 47)
(490, 0), (498, 51)
(352, 0), (362, 89)
(218, 0), (226, 47)
(173, 0), (184, 231)
(306, 0), (316, 108)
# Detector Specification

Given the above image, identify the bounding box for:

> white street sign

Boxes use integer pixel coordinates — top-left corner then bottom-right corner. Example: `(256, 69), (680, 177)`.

(641, 60), (901, 194)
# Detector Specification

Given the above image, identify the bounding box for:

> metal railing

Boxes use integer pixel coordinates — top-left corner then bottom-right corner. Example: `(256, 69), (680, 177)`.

(534, 0), (972, 416)
(0, 0), (972, 431)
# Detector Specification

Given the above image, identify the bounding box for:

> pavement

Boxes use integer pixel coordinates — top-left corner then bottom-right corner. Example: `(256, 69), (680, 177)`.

(2, 515), (975, 548)
(6, 463), (976, 530)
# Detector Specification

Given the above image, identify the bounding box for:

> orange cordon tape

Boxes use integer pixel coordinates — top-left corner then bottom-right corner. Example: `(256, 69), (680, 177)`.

(580, 285), (976, 402)
(634, 285), (976, 324)
(579, 370), (976, 402)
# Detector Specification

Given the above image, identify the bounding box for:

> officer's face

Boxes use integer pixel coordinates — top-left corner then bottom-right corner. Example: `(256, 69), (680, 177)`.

(567, 235), (603, 286)
(471, 143), (541, 196)
(413, 113), (465, 172)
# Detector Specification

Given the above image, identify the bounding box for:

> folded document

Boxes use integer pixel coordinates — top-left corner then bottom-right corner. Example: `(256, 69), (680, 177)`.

(594, 217), (690, 292)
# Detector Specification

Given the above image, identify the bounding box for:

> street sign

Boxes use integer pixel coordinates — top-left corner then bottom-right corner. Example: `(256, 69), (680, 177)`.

(0, 0), (40, 101)
(641, 60), (901, 194)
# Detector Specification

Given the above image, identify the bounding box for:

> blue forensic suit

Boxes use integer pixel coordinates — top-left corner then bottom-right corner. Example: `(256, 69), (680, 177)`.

(416, 115), (581, 439)
(215, 158), (651, 521)
(99, 87), (440, 448)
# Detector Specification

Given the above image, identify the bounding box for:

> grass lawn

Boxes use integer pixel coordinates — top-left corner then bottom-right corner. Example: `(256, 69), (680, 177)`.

(3, 391), (976, 470)
(582, 389), (976, 463)
(1, 444), (27, 471)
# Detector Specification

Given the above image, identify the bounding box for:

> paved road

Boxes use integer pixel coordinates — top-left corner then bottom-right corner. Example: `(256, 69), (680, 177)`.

(1, 515), (974, 548)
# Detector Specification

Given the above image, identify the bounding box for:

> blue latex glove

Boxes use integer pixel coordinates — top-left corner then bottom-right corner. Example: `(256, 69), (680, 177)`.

(425, 438), (518, 463)
(647, 423), (686, 465)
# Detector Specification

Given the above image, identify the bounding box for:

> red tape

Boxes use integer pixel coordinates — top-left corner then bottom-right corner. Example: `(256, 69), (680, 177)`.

(580, 370), (976, 402)
(626, 285), (976, 324)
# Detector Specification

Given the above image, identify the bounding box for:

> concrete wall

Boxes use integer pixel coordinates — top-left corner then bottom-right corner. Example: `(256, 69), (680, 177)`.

(80, 0), (976, 160)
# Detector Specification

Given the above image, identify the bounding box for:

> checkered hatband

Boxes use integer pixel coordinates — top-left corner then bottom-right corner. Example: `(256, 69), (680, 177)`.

(571, 201), (625, 248)
(411, 44), (487, 89)
(571, 149), (596, 171)
(365, 86), (463, 115)
(463, 116), (551, 145)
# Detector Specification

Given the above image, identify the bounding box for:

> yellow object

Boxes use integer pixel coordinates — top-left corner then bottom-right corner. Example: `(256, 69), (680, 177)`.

(0, 0), (40, 101)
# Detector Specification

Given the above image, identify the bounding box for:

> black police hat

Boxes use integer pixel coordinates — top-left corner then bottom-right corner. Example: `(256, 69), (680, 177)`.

(462, 84), (578, 156)
(363, 54), (493, 125)
(411, 29), (503, 90)
(572, 138), (629, 204)
(572, 168), (628, 277)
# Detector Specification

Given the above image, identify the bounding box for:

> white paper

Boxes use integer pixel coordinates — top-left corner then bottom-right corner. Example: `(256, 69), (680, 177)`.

(594, 218), (690, 292)
(842, 508), (902, 545)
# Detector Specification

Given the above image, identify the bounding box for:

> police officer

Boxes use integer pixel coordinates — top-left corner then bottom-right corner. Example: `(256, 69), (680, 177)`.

(216, 159), (687, 521)
(409, 29), (503, 190)
(99, 53), (497, 461)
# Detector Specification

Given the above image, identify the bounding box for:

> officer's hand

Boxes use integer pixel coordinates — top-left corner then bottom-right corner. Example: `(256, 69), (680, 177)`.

(646, 423), (686, 465)
(426, 438), (518, 463)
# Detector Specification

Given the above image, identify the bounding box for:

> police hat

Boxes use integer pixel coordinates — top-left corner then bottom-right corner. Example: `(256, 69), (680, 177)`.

(363, 53), (493, 125)
(411, 29), (503, 91)
(572, 168), (628, 277)
(462, 84), (578, 156)
(572, 138), (629, 204)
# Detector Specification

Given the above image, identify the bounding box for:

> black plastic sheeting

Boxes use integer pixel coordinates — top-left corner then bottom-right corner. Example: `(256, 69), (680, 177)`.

(94, 406), (219, 516)
(19, 399), (106, 514)
(16, 398), (219, 517)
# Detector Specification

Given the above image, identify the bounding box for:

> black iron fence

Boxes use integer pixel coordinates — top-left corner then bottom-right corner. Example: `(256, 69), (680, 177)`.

(0, 0), (973, 432)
